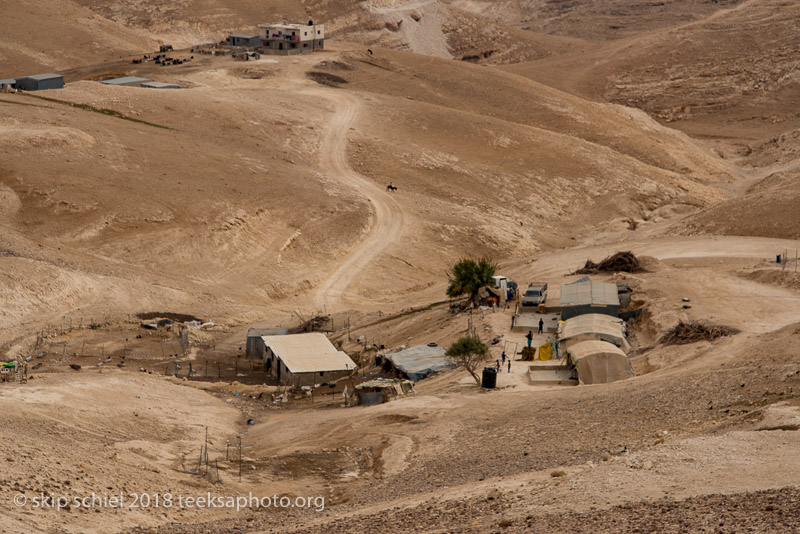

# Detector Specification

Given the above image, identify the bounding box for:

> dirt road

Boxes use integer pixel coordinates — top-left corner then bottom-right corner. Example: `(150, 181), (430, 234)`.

(305, 88), (406, 311)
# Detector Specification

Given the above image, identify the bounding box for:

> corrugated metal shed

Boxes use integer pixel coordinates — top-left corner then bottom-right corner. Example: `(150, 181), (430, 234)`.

(247, 327), (289, 338)
(262, 333), (356, 374)
(245, 327), (288, 361)
(141, 81), (180, 89)
(16, 73), (64, 91)
(560, 280), (620, 307)
(381, 345), (454, 381)
(101, 76), (151, 87)
(0, 78), (16, 86)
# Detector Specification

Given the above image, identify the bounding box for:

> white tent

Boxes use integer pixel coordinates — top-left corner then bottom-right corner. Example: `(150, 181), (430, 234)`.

(559, 314), (631, 352)
(567, 340), (634, 385)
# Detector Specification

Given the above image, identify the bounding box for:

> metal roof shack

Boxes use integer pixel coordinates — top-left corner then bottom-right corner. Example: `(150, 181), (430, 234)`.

(261, 333), (356, 386)
(245, 327), (289, 361)
(16, 73), (64, 91)
(560, 279), (620, 320)
(379, 344), (455, 381)
(0, 78), (16, 88)
(141, 81), (180, 89)
(227, 34), (260, 47)
(101, 76), (151, 87)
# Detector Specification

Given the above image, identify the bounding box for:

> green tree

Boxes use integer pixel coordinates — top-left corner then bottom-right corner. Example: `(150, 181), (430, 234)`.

(446, 336), (489, 385)
(446, 257), (497, 302)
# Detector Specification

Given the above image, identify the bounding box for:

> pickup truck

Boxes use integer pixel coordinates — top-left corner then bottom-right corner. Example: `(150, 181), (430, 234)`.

(521, 282), (548, 306)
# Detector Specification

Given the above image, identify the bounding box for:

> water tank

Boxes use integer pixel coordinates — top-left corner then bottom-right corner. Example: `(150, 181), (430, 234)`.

(482, 366), (497, 389)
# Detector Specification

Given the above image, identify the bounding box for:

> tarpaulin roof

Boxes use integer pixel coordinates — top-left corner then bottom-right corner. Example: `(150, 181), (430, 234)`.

(381, 345), (454, 381)
(261, 333), (356, 374)
(560, 280), (619, 307)
(559, 314), (631, 352)
(567, 340), (633, 385)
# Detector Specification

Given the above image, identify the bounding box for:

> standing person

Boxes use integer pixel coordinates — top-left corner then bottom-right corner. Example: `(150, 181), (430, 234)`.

(507, 360), (511, 373)
(538, 318), (544, 334)
(495, 359), (501, 371)
(525, 330), (533, 347)
(501, 351), (507, 365)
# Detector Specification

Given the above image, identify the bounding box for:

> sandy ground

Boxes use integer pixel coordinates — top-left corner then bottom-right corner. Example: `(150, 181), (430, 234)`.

(3, 3), (800, 532)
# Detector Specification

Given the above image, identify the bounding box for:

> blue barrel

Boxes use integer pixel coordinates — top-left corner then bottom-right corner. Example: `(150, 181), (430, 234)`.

(482, 367), (497, 389)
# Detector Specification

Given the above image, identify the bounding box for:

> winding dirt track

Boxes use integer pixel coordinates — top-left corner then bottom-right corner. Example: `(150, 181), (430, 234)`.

(306, 89), (406, 311)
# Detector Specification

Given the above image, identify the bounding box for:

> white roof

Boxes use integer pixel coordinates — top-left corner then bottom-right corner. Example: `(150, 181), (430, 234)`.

(560, 280), (619, 307)
(141, 81), (180, 89)
(259, 22), (322, 30)
(561, 313), (624, 339)
(101, 76), (150, 85)
(560, 314), (630, 352)
(567, 340), (626, 360)
(262, 333), (356, 374)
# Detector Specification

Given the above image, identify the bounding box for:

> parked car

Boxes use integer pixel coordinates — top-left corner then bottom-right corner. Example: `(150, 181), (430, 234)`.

(521, 282), (548, 306)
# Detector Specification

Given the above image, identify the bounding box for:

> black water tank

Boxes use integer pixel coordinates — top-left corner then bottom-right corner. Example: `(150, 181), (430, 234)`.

(482, 366), (497, 389)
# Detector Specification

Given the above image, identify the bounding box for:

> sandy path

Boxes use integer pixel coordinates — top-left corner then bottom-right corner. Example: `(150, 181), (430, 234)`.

(304, 88), (406, 311)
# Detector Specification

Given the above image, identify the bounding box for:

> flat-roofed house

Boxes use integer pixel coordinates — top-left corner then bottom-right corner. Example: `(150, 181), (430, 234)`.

(261, 333), (356, 386)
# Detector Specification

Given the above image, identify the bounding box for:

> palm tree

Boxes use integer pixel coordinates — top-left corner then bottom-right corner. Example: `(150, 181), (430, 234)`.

(446, 257), (497, 303)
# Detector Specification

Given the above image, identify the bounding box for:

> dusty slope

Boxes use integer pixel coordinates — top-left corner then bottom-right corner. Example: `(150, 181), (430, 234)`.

(677, 171), (800, 240)
(0, 45), (740, 347)
(0, 371), (243, 533)
(503, 0), (800, 146)
(104, 234), (800, 534)
(449, 0), (746, 41)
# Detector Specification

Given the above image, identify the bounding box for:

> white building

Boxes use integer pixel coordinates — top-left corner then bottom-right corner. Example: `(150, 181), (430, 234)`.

(258, 21), (325, 53)
(260, 333), (355, 386)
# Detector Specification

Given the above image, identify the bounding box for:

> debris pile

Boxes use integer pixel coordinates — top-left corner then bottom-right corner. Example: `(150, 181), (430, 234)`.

(659, 321), (739, 345)
(576, 251), (644, 274)
(290, 315), (331, 334)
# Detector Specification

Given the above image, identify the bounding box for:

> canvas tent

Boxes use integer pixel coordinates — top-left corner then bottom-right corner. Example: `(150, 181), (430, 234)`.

(379, 344), (454, 381)
(560, 279), (620, 320)
(566, 340), (634, 385)
(559, 314), (631, 352)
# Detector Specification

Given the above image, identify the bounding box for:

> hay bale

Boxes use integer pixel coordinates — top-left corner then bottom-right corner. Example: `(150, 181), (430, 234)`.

(576, 251), (644, 274)
(659, 321), (739, 345)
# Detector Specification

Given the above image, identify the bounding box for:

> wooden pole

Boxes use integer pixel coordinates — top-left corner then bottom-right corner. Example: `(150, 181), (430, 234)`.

(239, 436), (242, 482)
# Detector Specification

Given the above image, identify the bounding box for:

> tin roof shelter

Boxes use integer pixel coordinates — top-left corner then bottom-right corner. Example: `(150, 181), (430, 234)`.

(101, 76), (151, 87)
(245, 327), (289, 361)
(141, 81), (180, 89)
(261, 333), (356, 386)
(15, 73), (64, 91)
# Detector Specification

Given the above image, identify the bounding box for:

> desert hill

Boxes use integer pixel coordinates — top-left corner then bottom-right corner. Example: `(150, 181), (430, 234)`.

(3, 2), (800, 533)
(0, 46), (740, 344)
(503, 0), (800, 145)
